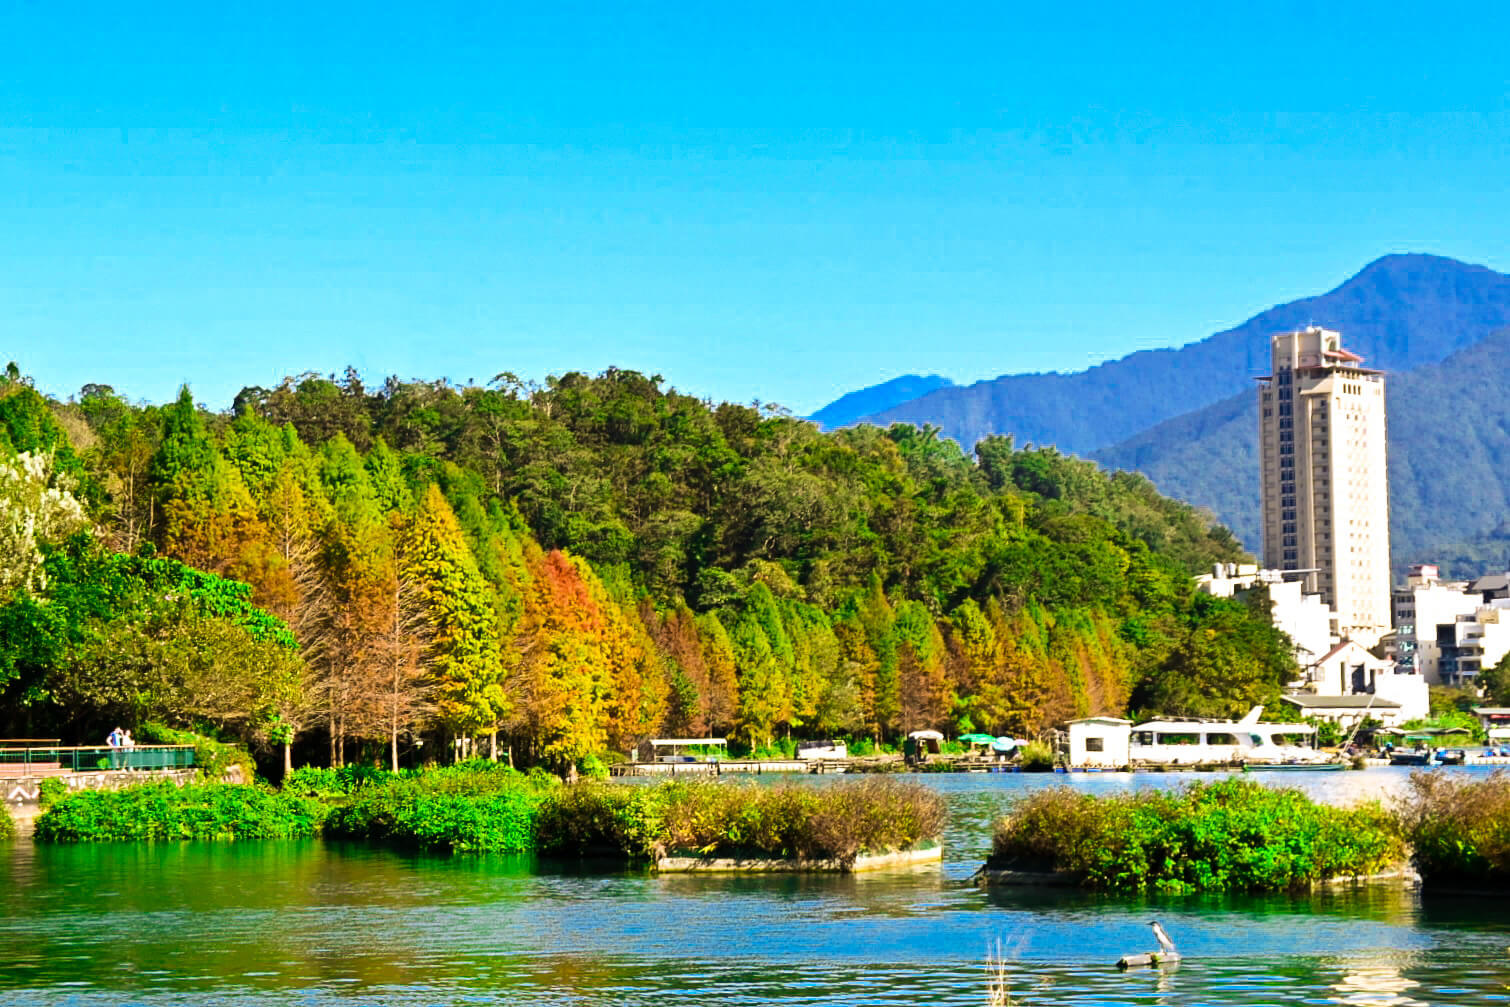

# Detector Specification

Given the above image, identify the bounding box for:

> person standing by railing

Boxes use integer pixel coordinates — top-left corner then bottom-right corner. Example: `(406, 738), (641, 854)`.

(121, 729), (136, 770)
(106, 726), (124, 769)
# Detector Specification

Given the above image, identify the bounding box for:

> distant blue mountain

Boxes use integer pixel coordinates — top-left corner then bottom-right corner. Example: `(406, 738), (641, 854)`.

(854, 254), (1510, 455)
(808, 374), (955, 430)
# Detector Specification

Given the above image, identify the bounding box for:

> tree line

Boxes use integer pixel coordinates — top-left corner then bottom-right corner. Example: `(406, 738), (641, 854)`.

(0, 365), (1298, 771)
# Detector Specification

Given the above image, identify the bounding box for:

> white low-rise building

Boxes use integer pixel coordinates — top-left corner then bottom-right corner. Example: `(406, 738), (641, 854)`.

(1064, 717), (1131, 768)
(1437, 599), (1510, 687)
(1472, 706), (1510, 743)
(1392, 564), (1481, 683)
(1282, 693), (1406, 729)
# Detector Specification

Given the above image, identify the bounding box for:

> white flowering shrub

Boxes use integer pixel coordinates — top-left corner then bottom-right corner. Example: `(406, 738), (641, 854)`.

(0, 451), (90, 600)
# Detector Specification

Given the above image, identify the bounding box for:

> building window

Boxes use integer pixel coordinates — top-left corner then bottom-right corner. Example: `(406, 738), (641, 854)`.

(1085, 737), (1104, 753)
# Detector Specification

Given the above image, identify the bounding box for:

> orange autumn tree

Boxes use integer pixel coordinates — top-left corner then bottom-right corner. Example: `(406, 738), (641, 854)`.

(512, 548), (608, 770)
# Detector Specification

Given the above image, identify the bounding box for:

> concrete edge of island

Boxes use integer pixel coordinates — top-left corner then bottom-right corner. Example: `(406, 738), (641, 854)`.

(972, 862), (1420, 889)
(654, 842), (943, 874)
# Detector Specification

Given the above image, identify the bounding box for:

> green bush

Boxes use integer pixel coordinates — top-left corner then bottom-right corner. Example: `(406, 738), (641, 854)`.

(325, 762), (554, 853)
(37, 777), (69, 810)
(33, 781), (327, 842)
(136, 722), (256, 782)
(535, 781), (669, 859)
(283, 765), (391, 802)
(1018, 740), (1055, 772)
(1399, 770), (1510, 888)
(537, 778), (946, 866)
(0, 807), (15, 840)
(988, 778), (1404, 893)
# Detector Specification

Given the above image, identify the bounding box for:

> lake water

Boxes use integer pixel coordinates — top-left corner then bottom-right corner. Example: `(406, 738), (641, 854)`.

(3, 769), (1509, 1006)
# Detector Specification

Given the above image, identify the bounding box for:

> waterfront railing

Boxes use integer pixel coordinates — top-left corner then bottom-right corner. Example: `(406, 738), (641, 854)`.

(0, 744), (196, 775)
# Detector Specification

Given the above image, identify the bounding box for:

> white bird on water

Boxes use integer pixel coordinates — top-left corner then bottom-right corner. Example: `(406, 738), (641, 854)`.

(1150, 921), (1180, 960)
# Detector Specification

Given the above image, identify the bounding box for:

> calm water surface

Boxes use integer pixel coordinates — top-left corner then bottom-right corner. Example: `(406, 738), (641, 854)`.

(3, 769), (1508, 1006)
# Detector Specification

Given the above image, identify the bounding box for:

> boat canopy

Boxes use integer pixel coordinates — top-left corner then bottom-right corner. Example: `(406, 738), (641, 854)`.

(907, 729), (945, 741)
(1133, 719), (1314, 735)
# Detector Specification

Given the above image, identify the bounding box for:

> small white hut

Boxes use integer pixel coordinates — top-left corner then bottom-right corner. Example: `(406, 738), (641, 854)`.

(1066, 717), (1132, 768)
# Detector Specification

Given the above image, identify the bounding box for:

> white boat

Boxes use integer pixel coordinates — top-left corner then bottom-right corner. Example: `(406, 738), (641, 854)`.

(1129, 707), (1329, 766)
(795, 740), (847, 760)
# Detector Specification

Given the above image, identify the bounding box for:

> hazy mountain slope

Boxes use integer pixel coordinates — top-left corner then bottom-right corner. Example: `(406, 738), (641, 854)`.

(1090, 392), (1258, 548)
(1092, 328), (1510, 576)
(808, 374), (954, 430)
(858, 254), (1510, 455)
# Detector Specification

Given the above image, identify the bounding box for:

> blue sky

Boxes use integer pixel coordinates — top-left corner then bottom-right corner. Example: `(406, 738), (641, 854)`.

(3, 1), (1507, 414)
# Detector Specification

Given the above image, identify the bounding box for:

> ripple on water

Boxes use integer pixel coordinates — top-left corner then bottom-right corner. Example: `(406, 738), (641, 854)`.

(3, 771), (1509, 1005)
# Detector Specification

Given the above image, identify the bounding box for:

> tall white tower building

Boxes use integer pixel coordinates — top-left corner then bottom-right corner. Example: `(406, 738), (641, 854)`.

(1258, 326), (1391, 645)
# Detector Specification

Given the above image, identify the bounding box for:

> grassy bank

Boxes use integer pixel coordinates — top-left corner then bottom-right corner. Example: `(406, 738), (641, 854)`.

(986, 779), (1404, 893)
(34, 767), (944, 865)
(1400, 771), (1510, 889)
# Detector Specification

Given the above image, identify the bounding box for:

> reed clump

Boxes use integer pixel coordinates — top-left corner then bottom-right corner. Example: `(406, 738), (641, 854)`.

(536, 777), (946, 866)
(1398, 770), (1510, 889)
(987, 778), (1403, 893)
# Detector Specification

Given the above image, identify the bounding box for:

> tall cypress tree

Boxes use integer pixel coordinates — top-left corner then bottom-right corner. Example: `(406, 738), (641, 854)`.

(405, 483), (505, 750)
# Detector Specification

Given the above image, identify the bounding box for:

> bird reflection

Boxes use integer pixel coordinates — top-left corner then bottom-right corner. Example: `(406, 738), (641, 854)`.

(1330, 965), (1425, 1007)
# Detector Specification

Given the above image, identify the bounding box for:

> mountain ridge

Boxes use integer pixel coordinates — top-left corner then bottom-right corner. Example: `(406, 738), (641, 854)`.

(808, 373), (954, 430)
(1091, 326), (1510, 576)
(845, 254), (1510, 455)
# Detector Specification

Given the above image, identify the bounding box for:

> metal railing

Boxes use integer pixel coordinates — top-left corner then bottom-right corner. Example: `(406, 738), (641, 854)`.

(0, 744), (196, 773)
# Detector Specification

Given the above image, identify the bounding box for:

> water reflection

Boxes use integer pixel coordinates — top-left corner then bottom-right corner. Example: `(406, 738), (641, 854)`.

(4, 771), (1510, 1005)
(1330, 960), (1425, 1007)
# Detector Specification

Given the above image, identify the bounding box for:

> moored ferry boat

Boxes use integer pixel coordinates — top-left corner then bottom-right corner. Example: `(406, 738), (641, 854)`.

(1129, 706), (1329, 766)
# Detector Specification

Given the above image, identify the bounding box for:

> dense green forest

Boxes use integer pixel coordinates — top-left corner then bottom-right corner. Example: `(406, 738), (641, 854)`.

(0, 364), (1294, 772)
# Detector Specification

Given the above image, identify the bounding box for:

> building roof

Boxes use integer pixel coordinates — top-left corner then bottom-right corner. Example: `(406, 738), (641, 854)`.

(1471, 707), (1510, 716)
(1281, 694), (1401, 710)
(1471, 573), (1510, 593)
(1066, 717), (1133, 726)
(1315, 641), (1354, 664)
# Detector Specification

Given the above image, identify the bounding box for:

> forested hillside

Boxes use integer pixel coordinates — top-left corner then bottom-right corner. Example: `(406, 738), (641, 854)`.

(0, 365), (1294, 771)
(846, 254), (1510, 454)
(1092, 328), (1510, 577)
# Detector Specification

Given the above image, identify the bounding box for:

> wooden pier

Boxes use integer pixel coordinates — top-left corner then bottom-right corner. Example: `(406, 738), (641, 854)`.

(611, 759), (816, 777)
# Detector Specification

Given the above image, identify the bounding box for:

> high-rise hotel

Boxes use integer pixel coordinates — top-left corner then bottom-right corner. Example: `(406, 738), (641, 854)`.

(1258, 326), (1392, 645)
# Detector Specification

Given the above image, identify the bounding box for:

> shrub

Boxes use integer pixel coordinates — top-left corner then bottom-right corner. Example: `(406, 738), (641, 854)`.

(37, 777), (68, 810)
(1399, 770), (1510, 888)
(33, 781), (327, 842)
(988, 778), (1404, 893)
(283, 765), (391, 802)
(1018, 741), (1055, 772)
(136, 722), (256, 782)
(536, 778), (950, 866)
(535, 781), (669, 859)
(0, 807), (14, 840)
(325, 762), (554, 853)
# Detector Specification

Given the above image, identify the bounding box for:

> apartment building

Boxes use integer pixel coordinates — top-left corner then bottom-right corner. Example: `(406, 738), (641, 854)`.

(1258, 327), (1391, 645)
